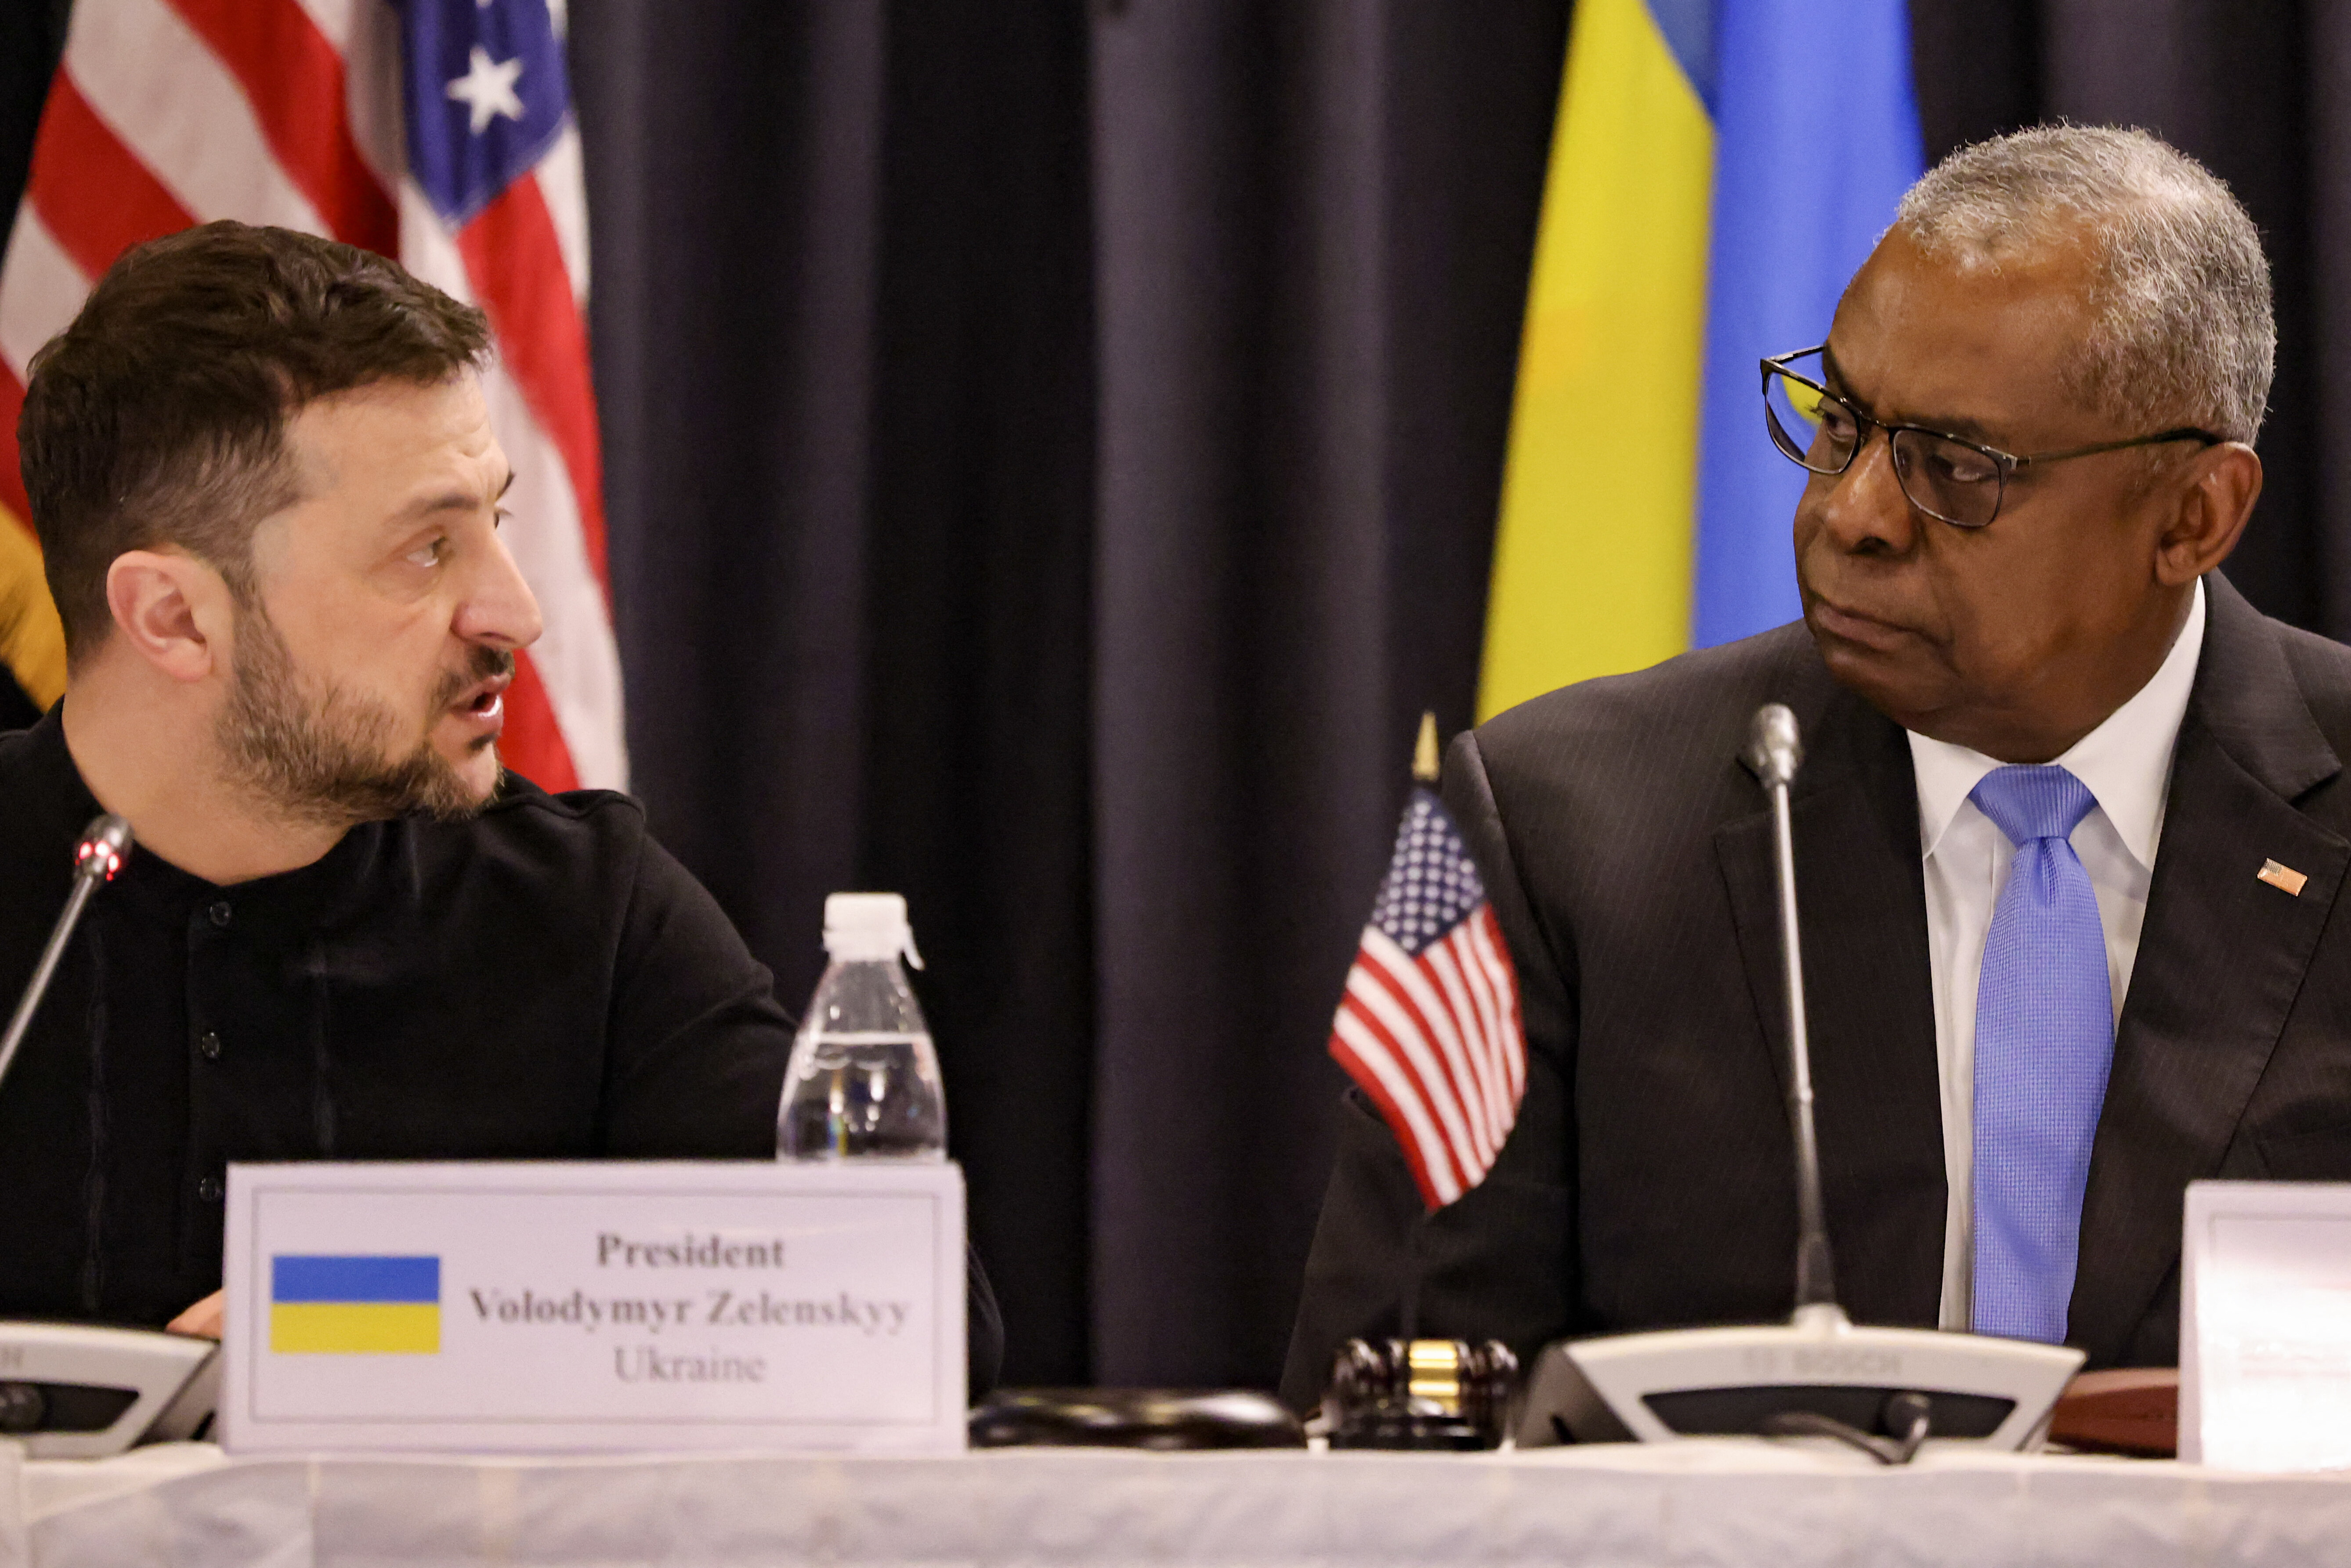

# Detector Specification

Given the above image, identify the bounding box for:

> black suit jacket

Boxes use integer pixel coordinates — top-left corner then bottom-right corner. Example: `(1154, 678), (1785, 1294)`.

(1281, 574), (2351, 1410)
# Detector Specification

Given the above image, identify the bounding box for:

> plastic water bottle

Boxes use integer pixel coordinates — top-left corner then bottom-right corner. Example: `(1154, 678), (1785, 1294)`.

(777, 893), (947, 1160)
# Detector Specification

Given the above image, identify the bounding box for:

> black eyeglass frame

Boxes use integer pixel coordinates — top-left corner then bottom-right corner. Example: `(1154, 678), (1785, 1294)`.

(1759, 344), (2227, 529)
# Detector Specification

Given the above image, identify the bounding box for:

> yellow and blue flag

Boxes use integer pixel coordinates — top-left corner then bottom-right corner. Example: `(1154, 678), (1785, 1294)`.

(1477, 0), (1923, 719)
(269, 1254), (441, 1355)
(0, 516), (64, 718)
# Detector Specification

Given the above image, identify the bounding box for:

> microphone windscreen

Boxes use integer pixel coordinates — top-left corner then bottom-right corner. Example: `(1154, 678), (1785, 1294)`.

(1746, 704), (1803, 786)
(74, 814), (133, 881)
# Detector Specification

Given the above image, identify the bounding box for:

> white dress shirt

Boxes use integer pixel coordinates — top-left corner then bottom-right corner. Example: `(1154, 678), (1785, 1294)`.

(1907, 579), (2206, 1330)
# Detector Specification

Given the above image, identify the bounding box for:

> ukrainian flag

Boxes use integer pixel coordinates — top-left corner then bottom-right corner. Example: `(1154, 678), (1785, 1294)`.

(0, 511), (64, 716)
(1477, 0), (1923, 719)
(270, 1254), (441, 1354)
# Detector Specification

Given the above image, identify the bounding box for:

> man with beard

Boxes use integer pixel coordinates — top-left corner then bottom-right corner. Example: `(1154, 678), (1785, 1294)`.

(0, 222), (1000, 1390)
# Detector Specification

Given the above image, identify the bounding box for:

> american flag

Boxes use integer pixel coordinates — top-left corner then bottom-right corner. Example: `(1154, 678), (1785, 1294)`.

(0, 0), (622, 791)
(1328, 787), (1527, 1209)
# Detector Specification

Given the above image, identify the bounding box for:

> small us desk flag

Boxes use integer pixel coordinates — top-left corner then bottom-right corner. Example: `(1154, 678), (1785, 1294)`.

(0, 0), (622, 791)
(1328, 718), (1527, 1209)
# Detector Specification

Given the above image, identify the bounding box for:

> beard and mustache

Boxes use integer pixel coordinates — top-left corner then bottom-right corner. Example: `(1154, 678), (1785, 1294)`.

(214, 600), (512, 827)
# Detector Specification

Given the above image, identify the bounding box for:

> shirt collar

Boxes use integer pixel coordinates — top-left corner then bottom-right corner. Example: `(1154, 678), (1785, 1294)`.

(22, 696), (391, 931)
(1908, 577), (2206, 868)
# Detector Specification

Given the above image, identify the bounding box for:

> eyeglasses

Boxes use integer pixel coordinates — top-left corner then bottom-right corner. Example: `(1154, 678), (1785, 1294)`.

(1759, 346), (2224, 529)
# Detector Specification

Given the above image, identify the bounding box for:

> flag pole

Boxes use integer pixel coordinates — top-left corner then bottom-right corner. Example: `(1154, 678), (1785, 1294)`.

(1413, 712), (1440, 785)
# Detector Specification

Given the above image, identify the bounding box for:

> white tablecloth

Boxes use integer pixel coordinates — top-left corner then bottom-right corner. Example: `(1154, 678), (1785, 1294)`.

(6, 1439), (2350, 1568)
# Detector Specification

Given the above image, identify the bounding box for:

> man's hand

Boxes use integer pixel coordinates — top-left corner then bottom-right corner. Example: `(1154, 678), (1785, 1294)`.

(166, 1290), (224, 1339)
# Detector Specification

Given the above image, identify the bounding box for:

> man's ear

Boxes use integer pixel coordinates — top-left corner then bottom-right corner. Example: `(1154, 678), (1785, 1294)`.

(2155, 442), (2262, 586)
(103, 549), (235, 683)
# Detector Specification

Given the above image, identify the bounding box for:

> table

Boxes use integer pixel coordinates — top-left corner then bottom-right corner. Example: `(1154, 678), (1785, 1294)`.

(6, 1439), (2350, 1567)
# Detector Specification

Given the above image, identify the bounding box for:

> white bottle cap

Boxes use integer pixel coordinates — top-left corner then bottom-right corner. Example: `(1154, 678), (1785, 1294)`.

(822, 892), (924, 968)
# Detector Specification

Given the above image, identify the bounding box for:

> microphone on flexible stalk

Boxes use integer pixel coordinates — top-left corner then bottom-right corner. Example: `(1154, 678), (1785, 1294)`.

(1514, 705), (2084, 1458)
(0, 813), (132, 1091)
(0, 812), (220, 1461)
(1745, 704), (1837, 1317)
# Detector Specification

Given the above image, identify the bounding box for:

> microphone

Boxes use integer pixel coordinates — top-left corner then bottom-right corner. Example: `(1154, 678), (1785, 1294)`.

(1745, 704), (1834, 1313)
(1743, 700), (1802, 785)
(0, 813), (222, 1462)
(0, 814), (132, 1092)
(1515, 704), (2085, 1456)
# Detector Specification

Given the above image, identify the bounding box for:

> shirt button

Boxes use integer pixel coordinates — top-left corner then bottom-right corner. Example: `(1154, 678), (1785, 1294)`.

(196, 1176), (224, 1203)
(207, 901), (233, 929)
(198, 1032), (222, 1062)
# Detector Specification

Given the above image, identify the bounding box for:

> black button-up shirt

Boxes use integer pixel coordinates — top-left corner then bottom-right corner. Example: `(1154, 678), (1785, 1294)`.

(0, 706), (795, 1325)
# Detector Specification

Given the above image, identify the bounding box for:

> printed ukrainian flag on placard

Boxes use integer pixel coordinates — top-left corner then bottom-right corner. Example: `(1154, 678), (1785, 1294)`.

(1476, 0), (1923, 719)
(270, 1255), (441, 1354)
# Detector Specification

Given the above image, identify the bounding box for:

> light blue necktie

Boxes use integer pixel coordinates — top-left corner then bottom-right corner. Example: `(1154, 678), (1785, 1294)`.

(1968, 765), (2115, 1343)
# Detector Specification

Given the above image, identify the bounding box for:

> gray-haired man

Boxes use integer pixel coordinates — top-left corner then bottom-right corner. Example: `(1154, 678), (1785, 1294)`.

(1285, 125), (2346, 1406)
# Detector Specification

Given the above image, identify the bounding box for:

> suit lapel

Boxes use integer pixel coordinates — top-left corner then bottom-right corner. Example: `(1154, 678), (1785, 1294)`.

(1716, 682), (1946, 1326)
(2072, 576), (2349, 1364)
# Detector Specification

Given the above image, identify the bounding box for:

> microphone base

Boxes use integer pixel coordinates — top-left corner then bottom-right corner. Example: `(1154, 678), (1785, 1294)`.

(0, 1321), (219, 1458)
(1517, 1304), (2083, 1452)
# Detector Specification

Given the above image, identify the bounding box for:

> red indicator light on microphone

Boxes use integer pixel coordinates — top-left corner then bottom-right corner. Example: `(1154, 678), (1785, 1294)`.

(73, 816), (134, 883)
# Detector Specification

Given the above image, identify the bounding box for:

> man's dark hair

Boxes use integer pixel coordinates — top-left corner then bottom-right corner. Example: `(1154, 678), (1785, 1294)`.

(18, 220), (493, 663)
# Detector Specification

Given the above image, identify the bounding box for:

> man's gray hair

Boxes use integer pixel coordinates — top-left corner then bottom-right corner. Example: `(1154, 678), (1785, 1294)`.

(1892, 124), (2273, 444)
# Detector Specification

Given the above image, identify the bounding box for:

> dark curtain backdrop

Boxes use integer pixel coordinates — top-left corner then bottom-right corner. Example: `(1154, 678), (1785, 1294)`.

(4, 0), (2350, 1387)
(566, 0), (1566, 1387)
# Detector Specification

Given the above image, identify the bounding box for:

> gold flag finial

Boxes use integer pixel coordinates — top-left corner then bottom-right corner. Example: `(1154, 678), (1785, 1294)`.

(1412, 711), (1441, 784)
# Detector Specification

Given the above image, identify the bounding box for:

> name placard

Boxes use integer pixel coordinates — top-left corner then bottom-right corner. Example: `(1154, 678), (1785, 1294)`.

(2182, 1179), (2351, 1470)
(221, 1161), (965, 1453)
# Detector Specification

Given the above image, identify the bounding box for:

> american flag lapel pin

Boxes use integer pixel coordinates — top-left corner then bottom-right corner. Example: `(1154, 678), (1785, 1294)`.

(2258, 859), (2309, 896)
